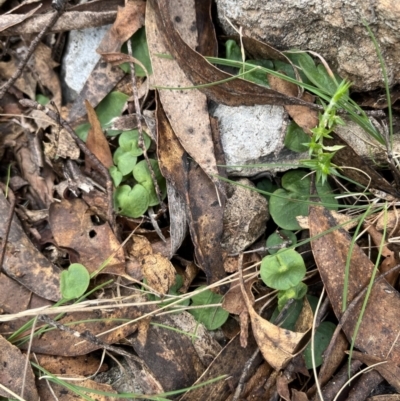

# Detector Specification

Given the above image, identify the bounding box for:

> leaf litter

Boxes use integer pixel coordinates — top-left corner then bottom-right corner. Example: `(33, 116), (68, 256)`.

(0, 0), (400, 399)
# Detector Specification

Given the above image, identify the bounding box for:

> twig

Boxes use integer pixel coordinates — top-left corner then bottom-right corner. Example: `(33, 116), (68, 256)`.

(19, 99), (115, 229)
(126, 39), (166, 214)
(0, 0), (67, 100)
(232, 347), (260, 401)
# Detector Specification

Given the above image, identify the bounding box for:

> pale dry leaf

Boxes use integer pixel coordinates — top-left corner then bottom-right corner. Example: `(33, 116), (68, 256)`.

(142, 253), (176, 295)
(130, 235), (153, 260)
(146, 0), (220, 181)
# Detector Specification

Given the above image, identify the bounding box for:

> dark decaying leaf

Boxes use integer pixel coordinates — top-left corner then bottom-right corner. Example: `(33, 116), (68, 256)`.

(0, 335), (39, 401)
(146, 0), (221, 181)
(130, 314), (205, 392)
(156, 96), (227, 287)
(0, 191), (61, 302)
(49, 198), (125, 275)
(309, 206), (400, 391)
(179, 333), (262, 401)
(148, 0), (318, 108)
(21, 306), (148, 356)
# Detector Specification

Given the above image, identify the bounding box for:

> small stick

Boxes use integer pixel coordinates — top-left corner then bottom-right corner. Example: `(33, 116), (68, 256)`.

(19, 99), (115, 229)
(0, 0), (67, 100)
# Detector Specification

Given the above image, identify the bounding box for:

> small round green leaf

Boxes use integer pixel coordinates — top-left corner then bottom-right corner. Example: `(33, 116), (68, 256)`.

(109, 166), (123, 187)
(266, 230), (297, 255)
(269, 170), (337, 230)
(119, 130), (151, 156)
(60, 263), (90, 300)
(303, 321), (336, 369)
(189, 287), (229, 330)
(114, 150), (137, 176)
(114, 184), (149, 218)
(132, 159), (166, 206)
(260, 249), (306, 290)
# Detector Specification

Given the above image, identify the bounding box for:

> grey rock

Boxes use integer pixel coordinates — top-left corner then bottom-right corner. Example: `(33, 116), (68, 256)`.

(215, 0), (400, 91)
(61, 25), (111, 102)
(211, 103), (308, 177)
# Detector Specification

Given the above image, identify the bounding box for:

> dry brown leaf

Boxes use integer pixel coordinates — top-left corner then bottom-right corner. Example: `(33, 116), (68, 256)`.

(130, 314), (205, 392)
(223, 277), (257, 347)
(156, 95), (226, 287)
(0, 274), (31, 314)
(146, 0), (220, 182)
(23, 305), (146, 356)
(148, 0), (318, 109)
(376, 208), (400, 233)
(1, 10), (118, 36)
(142, 253), (176, 295)
(36, 375), (117, 400)
(44, 126), (80, 160)
(239, 260), (310, 370)
(97, 1), (145, 54)
(0, 4), (42, 33)
(0, 53), (36, 98)
(0, 335), (39, 401)
(349, 351), (400, 393)
(33, 354), (108, 376)
(309, 206), (400, 388)
(179, 333), (261, 401)
(49, 198), (125, 275)
(33, 42), (61, 108)
(0, 190), (61, 301)
(130, 234), (154, 260)
(367, 224), (399, 286)
(85, 100), (113, 168)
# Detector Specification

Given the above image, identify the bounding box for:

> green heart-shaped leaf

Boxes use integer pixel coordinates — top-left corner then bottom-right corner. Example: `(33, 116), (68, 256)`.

(60, 263), (90, 300)
(260, 249), (306, 290)
(114, 184), (149, 218)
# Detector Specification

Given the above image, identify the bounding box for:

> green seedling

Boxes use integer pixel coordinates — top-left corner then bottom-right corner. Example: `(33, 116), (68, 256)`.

(269, 170), (338, 230)
(260, 248), (306, 291)
(113, 158), (166, 218)
(111, 129), (151, 176)
(189, 286), (229, 330)
(114, 183), (150, 218)
(60, 263), (90, 300)
(277, 282), (307, 311)
(266, 229), (297, 255)
(133, 159), (167, 206)
(36, 93), (50, 105)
